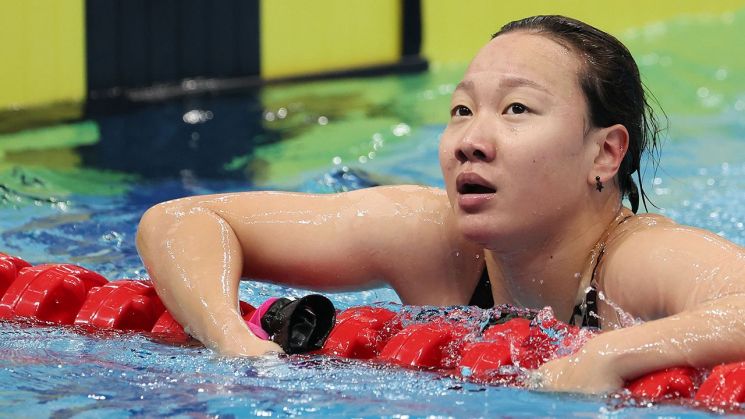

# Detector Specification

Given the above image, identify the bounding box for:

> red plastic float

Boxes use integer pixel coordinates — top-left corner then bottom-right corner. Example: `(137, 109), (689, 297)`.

(378, 321), (469, 369)
(0, 252), (744, 412)
(75, 280), (166, 331)
(695, 362), (745, 407)
(323, 306), (401, 359)
(626, 367), (698, 401)
(457, 318), (532, 383)
(0, 253), (32, 296)
(0, 263), (108, 324)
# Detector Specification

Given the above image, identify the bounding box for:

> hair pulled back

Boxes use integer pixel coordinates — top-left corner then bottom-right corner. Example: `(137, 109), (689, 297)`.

(493, 15), (662, 213)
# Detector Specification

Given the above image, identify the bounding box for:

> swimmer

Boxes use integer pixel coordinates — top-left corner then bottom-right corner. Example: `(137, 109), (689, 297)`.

(136, 15), (745, 394)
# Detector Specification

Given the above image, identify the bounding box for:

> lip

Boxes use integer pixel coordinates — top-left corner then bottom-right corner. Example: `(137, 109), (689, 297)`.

(455, 172), (496, 212)
(456, 172), (496, 194)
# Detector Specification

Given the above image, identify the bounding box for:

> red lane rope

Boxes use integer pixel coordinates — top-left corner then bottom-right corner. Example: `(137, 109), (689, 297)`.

(1, 252), (743, 411)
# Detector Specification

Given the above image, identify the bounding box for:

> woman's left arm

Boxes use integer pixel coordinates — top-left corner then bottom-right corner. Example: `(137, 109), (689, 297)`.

(539, 220), (745, 393)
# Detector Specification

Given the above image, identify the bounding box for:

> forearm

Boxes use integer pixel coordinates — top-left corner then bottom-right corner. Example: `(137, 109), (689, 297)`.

(539, 294), (745, 393)
(136, 203), (273, 355)
(589, 294), (745, 381)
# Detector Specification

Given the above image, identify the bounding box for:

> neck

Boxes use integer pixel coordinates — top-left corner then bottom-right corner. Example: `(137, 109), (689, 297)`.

(486, 198), (624, 321)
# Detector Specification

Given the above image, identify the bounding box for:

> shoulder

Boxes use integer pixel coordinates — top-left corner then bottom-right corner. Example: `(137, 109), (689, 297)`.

(600, 212), (745, 320)
(606, 212), (741, 261)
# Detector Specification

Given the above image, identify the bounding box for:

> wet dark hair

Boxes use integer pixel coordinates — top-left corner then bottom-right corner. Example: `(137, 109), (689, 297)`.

(493, 15), (664, 213)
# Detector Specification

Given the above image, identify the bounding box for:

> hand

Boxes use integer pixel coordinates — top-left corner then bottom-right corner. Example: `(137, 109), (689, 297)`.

(207, 317), (286, 357)
(534, 347), (624, 394)
(238, 338), (284, 357)
(217, 335), (285, 357)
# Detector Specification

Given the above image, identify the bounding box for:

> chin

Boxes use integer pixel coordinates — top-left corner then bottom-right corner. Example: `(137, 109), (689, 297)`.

(456, 215), (505, 247)
(456, 211), (541, 250)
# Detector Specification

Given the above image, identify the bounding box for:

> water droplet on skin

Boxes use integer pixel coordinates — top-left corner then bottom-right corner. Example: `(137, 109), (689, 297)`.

(596, 290), (641, 328)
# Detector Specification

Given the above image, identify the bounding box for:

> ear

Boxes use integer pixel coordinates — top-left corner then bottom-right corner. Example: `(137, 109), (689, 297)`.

(589, 124), (629, 186)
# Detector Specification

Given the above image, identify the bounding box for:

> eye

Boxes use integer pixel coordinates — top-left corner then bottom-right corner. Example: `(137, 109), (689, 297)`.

(505, 103), (528, 115)
(450, 105), (472, 118)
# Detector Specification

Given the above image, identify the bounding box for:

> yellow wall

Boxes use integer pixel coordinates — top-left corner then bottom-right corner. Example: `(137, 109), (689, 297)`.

(260, 0), (401, 79)
(0, 0), (86, 110)
(422, 0), (745, 63)
(2, 0), (744, 114)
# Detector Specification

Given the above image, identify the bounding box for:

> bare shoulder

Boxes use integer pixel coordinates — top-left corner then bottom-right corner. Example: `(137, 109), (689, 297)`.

(600, 212), (745, 321)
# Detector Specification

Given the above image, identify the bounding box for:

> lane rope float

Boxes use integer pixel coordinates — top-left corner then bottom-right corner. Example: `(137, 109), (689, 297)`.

(1, 252), (743, 411)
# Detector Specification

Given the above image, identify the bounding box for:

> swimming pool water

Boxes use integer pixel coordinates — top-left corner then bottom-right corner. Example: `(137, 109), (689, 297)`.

(2, 13), (745, 418)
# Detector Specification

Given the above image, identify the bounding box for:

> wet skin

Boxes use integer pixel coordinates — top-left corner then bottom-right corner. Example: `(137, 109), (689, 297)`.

(136, 31), (745, 394)
(440, 32), (595, 249)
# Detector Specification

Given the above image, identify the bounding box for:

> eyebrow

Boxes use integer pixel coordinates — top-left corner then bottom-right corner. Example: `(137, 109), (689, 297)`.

(454, 77), (553, 96)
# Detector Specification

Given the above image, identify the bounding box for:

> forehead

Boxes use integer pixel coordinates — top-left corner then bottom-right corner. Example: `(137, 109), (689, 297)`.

(464, 31), (583, 95)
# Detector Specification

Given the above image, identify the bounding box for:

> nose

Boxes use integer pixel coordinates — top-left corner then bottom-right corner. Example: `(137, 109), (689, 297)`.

(455, 133), (496, 164)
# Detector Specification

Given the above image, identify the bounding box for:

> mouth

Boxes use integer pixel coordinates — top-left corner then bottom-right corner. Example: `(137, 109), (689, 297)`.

(456, 172), (496, 195)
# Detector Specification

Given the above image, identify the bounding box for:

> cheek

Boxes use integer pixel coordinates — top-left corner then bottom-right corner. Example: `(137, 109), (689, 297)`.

(528, 126), (585, 167)
(438, 133), (456, 170)
(504, 135), (585, 193)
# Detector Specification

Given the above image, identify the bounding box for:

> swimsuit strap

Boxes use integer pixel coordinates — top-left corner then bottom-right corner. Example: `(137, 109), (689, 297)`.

(569, 210), (634, 328)
(469, 265), (494, 309)
(569, 264), (601, 328)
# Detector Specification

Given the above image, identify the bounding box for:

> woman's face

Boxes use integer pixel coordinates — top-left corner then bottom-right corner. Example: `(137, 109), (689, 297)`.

(439, 31), (600, 248)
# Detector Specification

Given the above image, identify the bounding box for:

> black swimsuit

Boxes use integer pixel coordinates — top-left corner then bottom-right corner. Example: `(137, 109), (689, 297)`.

(469, 266), (600, 328)
(468, 267), (495, 310)
(469, 213), (633, 328)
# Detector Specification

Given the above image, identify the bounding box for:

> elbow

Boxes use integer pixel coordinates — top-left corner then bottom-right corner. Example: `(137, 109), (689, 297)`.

(136, 201), (179, 256)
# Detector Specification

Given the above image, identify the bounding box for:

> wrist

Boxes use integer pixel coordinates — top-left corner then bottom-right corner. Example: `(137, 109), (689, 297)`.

(217, 319), (285, 356)
(194, 305), (254, 349)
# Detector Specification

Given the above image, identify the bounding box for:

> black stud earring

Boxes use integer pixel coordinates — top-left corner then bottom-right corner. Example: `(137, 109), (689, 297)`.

(595, 176), (604, 192)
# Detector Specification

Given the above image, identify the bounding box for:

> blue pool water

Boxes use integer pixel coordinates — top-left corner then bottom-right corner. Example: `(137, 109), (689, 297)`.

(2, 16), (745, 417)
(1, 121), (743, 418)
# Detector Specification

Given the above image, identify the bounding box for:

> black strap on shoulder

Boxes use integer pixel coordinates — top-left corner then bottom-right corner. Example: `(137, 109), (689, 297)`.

(572, 286), (600, 328)
(569, 247), (606, 328)
(469, 267), (494, 309)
